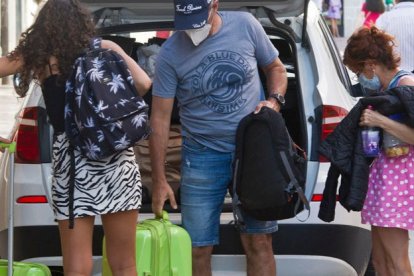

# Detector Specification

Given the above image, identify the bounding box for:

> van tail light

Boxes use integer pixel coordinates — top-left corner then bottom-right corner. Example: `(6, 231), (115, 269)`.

(319, 105), (348, 162)
(311, 194), (339, 201)
(16, 195), (48, 204)
(311, 194), (324, 201)
(14, 107), (42, 164)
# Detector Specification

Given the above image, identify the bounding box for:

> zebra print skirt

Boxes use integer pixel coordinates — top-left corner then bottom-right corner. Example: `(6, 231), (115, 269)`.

(51, 133), (142, 221)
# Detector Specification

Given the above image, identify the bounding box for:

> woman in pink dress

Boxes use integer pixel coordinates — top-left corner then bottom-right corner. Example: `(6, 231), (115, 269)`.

(361, 0), (385, 27)
(344, 26), (414, 276)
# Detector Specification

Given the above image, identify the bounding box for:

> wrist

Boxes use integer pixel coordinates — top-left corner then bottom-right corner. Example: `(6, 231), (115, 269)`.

(268, 92), (285, 106)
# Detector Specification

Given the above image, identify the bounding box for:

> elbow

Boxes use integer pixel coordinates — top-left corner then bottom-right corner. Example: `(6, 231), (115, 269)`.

(137, 78), (152, 96)
(144, 78), (152, 92)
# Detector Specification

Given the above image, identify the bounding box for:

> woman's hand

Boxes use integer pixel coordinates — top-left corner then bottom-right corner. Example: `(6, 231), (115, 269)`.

(359, 108), (386, 128)
(361, 108), (414, 145)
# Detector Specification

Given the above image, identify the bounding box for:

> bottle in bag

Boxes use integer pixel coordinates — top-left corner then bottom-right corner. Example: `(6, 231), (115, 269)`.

(383, 113), (410, 157)
(361, 105), (381, 157)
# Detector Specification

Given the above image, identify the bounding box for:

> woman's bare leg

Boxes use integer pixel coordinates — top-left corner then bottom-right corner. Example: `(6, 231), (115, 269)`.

(101, 209), (139, 276)
(58, 216), (95, 276)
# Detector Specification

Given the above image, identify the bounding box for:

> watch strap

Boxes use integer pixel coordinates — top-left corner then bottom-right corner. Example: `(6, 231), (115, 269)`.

(268, 93), (285, 106)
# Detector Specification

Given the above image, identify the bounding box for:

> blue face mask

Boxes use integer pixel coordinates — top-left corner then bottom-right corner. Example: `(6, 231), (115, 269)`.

(358, 73), (382, 91)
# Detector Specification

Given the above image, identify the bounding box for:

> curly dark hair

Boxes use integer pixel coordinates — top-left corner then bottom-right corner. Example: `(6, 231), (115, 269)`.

(8, 0), (95, 97)
(343, 26), (400, 74)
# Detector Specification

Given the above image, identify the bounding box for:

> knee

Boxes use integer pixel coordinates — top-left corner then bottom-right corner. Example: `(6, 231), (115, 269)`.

(242, 234), (273, 256)
(107, 254), (136, 273)
(62, 253), (94, 276)
(64, 261), (94, 276)
(192, 246), (213, 261)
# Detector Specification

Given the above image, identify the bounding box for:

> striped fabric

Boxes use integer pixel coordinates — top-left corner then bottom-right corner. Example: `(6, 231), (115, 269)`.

(51, 133), (142, 220)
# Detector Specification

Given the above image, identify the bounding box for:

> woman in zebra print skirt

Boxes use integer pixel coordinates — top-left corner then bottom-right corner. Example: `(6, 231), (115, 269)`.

(0, 0), (152, 275)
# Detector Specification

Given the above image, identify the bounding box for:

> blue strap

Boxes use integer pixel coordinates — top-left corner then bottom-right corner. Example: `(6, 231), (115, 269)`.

(388, 70), (412, 89)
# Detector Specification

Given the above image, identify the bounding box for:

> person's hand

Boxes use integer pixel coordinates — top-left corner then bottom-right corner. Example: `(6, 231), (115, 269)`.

(151, 180), (177, 217)
(254, 99), (280, 114)
(0, 137), (11, 152)
(359, 108), (386, 128)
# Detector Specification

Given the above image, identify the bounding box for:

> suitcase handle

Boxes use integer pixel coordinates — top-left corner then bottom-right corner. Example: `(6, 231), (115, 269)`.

(155, 210), (169, 221)
(0, 142), (16, 153)
(2, 142), (16, 276)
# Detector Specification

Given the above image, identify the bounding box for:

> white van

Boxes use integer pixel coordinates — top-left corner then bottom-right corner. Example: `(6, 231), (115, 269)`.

(0, 1), (373, 275)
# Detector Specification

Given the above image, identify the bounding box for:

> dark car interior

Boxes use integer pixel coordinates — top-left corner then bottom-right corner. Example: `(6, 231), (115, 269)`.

(100, 28), (306, 212)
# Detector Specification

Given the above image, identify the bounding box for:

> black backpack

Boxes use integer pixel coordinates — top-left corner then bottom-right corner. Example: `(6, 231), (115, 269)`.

(65, 37), (150, 160)
(232, 107), (310, 222)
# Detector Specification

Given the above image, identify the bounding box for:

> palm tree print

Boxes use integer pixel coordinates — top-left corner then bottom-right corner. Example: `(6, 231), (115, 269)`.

(87, 57), (105, 82)
(64, 104), (72, 119)
(97, 130), (105, 142)
(74, 115), (84, 131)
(126, 70), (134, 85)
(76, 62), (85, 83)
(114, 134), (131, 150)
(84, 117), (95, 128)
(64, 37), (149, 160)
(94, 100), (109, 113)
(132, 113), (147, 128)
(83, 139), (101, 160)
(109, 121), (123, 132)
(116, 98), (130, 107)
(108, 73), (126, 94)
(136, 100), (147, 109)
(75, 84), (84, 108)
(65, 81), (74, 94)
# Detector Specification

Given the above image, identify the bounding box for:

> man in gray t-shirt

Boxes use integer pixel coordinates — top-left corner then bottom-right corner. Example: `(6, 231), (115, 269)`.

(150, 0), (287, 274)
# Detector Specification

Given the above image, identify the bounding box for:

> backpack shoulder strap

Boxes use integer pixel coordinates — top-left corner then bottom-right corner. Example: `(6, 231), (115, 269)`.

(266, 108), (311, 220)
(279, 151), (310, 221)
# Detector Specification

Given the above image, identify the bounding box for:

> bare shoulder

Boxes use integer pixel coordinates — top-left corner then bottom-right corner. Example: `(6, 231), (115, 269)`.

(100, 39), (123, 52)
(399, 75), (414, 86)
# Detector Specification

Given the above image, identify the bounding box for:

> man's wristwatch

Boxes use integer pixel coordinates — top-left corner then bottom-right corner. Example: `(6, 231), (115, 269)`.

(268, 93), (285, 106)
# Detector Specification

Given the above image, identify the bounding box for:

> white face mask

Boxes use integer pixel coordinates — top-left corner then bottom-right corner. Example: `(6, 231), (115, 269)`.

(185, 23), (212, 46)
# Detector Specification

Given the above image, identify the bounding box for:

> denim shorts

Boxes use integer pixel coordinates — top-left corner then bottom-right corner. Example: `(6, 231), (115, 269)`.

(180, 137), (278, 247)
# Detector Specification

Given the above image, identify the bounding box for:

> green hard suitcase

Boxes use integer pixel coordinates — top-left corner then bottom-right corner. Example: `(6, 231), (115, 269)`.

(102, 211), (192, 276)
(0, 142), (51, 276)
(0, 260), (51, 276)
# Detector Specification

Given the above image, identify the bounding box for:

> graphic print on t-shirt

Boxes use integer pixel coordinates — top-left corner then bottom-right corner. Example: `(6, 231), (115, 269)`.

(191, 50), (253, 114)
